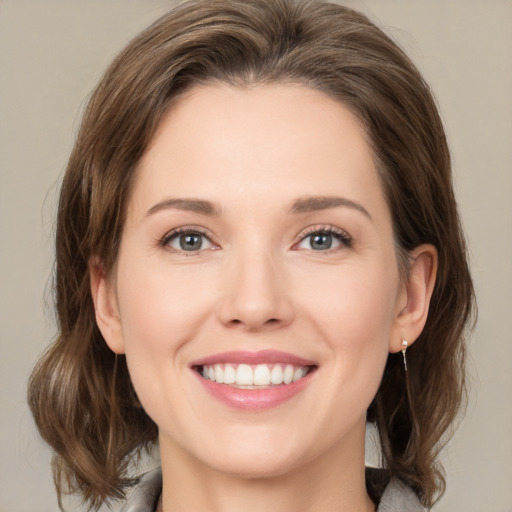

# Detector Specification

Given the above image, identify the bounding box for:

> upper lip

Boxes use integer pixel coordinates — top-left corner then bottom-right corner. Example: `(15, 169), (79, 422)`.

(189, 350), (317, 367)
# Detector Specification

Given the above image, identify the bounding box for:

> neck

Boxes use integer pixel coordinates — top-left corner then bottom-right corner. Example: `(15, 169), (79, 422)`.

(158, 426), (375, 512)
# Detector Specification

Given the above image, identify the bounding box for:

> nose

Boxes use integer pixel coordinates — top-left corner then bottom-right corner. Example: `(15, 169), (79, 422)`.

(216, 249), (295, 332)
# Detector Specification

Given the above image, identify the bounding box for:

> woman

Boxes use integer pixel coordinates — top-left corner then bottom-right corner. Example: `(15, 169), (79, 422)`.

(28, 0), (475, 511)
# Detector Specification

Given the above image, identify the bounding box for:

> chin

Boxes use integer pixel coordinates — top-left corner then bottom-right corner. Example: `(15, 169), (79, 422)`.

(206, 448), (306, 480)
(163, 424), (311, 480)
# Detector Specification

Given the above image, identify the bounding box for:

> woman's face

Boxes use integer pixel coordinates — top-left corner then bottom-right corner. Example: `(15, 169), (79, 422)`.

(98, 83), (409, 477)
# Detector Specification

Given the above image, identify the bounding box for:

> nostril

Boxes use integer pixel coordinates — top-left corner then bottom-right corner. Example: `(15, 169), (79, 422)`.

(227, 317), (281, 329)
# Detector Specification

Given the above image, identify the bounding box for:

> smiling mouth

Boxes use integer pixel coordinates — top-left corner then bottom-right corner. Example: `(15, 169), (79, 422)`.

(194, 363), (316, 388)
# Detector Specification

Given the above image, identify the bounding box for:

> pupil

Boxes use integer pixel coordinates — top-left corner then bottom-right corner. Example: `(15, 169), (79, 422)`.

(180, 234), (202, 251)
(311, 233), (332, 250)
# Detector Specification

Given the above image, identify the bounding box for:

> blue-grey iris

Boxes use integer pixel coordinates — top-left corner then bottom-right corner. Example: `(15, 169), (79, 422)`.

(311, 233), (332, 250)
(180, 233), (203, 251)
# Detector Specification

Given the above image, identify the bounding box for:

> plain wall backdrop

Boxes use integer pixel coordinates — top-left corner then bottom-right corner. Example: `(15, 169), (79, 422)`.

(1, 1), (511, 511)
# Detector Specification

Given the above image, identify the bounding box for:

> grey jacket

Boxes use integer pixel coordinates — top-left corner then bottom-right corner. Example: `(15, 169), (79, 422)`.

(120, 467), (425, 512)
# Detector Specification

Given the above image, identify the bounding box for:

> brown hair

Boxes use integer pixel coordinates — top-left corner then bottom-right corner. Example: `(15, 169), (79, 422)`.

(28, 0), (475, 509)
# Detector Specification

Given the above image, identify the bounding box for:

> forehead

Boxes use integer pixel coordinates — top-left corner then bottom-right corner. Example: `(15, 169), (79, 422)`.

(130, 83), (388, 222)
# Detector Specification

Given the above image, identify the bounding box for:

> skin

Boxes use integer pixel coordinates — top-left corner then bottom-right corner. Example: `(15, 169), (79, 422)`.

(91, 83), (437, 512)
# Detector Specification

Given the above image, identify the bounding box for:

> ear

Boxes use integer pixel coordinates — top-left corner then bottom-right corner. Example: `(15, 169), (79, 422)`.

(390, 244), (438, 353)
(89, 258), (125, 354)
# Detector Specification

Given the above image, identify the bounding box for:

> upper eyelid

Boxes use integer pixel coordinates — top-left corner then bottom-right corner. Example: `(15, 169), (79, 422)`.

(159, 225), (216, 247)
(295, 224), (351, 240)
(293, 225), (353, 250)
(158, 224), (351, 248)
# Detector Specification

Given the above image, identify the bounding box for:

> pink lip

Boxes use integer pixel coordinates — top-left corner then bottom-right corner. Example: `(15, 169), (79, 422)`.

(189, 349), (316, 367)
(194, 370), (315, 411)
(190, 350), (317, 411)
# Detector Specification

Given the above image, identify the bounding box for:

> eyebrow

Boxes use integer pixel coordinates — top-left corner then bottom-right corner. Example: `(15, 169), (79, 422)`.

(146, 198), (221, 217)
(289, 196), (372, 219)
(145, 195), (371, 219)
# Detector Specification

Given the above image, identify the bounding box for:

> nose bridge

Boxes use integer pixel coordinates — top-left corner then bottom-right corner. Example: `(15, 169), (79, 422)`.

(217, 240), (293, 330)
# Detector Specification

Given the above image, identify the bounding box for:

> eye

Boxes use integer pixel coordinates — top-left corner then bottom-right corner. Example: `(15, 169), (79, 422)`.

(161, 228), (216, 253)
(295, 227), (352, 251)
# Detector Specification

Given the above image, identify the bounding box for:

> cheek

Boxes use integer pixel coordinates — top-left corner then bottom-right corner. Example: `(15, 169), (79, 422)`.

(113, 255), (218, 422)
(303, 258), (398, 336)
(115, 257), (215, 356)
(299, 260), (398, 383)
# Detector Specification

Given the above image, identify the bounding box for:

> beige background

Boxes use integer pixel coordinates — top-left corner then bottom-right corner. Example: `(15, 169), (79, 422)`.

(1, 1), (511, 511)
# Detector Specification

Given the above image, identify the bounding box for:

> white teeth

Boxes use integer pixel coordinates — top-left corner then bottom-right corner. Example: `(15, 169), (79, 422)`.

(223, 364), (236, 384)
(292, 367), (305, 382)
(200, 363), (311, 387)
(214, 364), (224, 384)
(253, 364), (271, 386)
(270, 365), (283, 385)
(283, 364), (294, 384)
(235, 364), (253, 385)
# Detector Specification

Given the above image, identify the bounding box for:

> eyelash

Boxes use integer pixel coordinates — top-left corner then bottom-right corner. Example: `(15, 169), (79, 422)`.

(159, 224), (352, 254)
(159, 226), (217, 254)
(293, 225), (353, 251)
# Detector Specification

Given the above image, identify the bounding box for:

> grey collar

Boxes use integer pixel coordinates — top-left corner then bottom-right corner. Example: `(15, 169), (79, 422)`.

(120, 467), (426, 512)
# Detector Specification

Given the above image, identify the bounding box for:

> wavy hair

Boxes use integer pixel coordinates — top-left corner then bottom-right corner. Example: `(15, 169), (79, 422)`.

(28, 0), (475, 509)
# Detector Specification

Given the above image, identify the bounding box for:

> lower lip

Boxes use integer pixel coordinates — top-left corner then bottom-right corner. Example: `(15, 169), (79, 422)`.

(194, 371), (314, 411)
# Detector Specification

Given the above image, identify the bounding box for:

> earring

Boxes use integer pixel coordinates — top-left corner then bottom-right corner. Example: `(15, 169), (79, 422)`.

(401, 339), (408, 372)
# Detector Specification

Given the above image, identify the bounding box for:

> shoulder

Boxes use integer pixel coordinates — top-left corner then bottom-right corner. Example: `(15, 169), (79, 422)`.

(366, 467), (426, 512)
(119, 467), (162, 512)
(377, 478), (426, 512)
